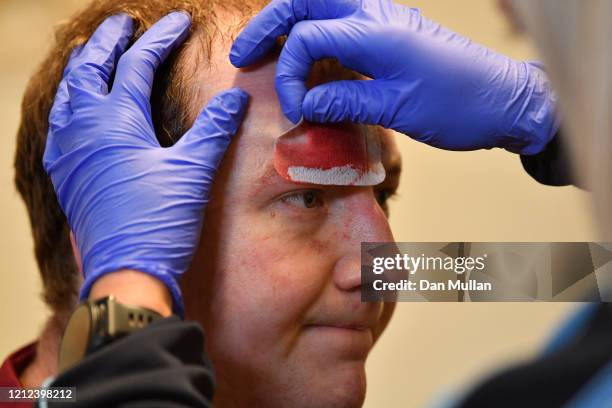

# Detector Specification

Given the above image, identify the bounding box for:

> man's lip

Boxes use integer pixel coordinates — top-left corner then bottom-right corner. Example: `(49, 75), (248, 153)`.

(304, 323), (370, 331)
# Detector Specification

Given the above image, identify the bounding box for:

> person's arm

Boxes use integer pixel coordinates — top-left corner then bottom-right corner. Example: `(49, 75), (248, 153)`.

(43, 12), (249, 316)
(46, 317), (214, 408)
(44, 273), (214, 408)
(454, 304), (612, 408)
(39, 12), (250, 407)
(88, 271), (173, 316)
(230, 0), (559, 156)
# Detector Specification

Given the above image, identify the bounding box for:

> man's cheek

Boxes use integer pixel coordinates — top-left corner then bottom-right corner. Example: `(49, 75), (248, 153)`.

(239, 234), (334, 309)
(242, 235), (334, 297)
(211, 237), (331, 362)
(374, 302), (396, 342)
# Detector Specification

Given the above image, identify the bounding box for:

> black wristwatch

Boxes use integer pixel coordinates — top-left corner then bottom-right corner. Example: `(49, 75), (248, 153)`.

(58, 295), (163, 372)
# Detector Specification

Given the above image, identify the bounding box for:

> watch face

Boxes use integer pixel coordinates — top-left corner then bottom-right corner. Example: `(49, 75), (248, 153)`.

(58, 303), (92, 372)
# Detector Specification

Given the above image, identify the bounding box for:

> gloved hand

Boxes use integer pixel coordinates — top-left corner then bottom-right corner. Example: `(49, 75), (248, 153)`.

(44, 12), (249, 315)
(230, 0), (558, 154)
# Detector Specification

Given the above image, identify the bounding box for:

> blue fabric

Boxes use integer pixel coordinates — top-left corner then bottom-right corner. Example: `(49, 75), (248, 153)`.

(428, 304), (603, 408)
(542, 303), (600, 357)
(564, 360), (612, 408)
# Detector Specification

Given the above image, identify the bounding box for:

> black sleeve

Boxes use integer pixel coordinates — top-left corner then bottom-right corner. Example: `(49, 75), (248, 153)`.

(456, 304), (612, 408)
(520, 129), (582, 188)
(45, 316), (215, 408)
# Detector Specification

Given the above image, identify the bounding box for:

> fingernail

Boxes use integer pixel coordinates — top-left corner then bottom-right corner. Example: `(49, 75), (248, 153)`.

(231, 87), (249, 101)
(171, 10), (192, 24)
(114, 12), (132, 23)
(285, 109), (301, 124)
(229, 46), (241, 67)
(221, 89), (249, 113)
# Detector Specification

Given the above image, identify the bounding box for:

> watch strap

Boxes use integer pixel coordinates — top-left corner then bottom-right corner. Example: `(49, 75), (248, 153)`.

(59, 295), (164, 372)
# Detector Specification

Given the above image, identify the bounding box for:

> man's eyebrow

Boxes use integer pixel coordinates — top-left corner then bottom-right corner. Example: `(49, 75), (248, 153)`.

(380, 153), (402, 192)
(382, 146), (403, 181)
(385, 162), (402, 177)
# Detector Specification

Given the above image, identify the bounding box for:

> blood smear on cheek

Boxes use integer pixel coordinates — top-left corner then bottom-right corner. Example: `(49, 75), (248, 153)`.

(273, 123), (385, 186)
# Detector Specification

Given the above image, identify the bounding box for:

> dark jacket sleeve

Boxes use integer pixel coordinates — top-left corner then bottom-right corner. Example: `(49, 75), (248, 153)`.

(45, 317), (214, 408)
(520, 129), (581, 188)
(456, 303), (612, 408)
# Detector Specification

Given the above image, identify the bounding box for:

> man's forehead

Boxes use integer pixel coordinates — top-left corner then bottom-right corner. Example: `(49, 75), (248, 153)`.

(190, 41), (400, 187)
(192, 39), (364, 114)
(191, 48), (294, 141)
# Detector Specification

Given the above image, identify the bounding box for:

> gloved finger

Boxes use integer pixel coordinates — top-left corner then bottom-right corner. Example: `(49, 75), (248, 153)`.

(302, 79), (401, 130)
(176, 88), (249, 171)
(49, 46), (83, 133)
(113, 12), (191, 106)
(42, 131), (63, 171)
(276, 19), (359, 123)
(46, 46), (85, 170)
(70, 13), (134, 95)
(65, 64), (108, 109)
(49, 14), (133, 131)
(64, 14), (133, 100)
(229, 0), (358, 67)
(62, 44), (86, 77)
(58, 61), (121, 155)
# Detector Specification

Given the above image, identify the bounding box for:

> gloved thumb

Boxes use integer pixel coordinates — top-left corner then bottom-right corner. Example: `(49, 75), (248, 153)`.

(302, 79), (404, 130)
(177, 87), (249, 167)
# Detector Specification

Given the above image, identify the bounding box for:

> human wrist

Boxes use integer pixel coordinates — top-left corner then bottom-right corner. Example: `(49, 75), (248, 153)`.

(88, 270), (173, 317)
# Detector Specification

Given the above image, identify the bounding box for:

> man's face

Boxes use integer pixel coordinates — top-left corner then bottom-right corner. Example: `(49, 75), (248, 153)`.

(181, 40), (401, 407)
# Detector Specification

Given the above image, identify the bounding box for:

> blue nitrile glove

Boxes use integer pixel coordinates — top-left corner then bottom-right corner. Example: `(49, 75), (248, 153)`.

(43, 12), (249, 316)
(230, 0), (559, 155)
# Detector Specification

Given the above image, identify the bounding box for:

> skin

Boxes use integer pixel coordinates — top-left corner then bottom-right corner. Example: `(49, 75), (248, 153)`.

(20, 26), (402, 408)
(180, 38), (402, 408)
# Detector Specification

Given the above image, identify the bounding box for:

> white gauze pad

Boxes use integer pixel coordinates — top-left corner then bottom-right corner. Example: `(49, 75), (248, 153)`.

(273, 122), (385, 186)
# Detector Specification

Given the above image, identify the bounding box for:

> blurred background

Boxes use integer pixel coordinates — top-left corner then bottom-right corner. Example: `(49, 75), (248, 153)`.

(0, 0), (595, 406)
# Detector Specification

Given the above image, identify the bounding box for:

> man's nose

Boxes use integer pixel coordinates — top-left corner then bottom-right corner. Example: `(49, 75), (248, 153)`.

(333, 189), (394, 292)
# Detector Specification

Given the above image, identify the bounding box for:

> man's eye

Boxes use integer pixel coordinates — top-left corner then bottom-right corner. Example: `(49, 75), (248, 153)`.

(281, 190), (323, 209)
(375, 189), (394, 207)
(375, 188), (397, 216)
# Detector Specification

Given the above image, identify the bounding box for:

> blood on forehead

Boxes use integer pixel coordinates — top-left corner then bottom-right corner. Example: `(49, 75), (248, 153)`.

(273, 122), (386, 186)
